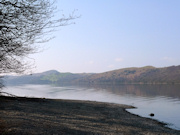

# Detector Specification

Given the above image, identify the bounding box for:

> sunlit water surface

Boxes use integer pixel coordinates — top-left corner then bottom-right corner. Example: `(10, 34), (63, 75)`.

(3, 84), (180, 130)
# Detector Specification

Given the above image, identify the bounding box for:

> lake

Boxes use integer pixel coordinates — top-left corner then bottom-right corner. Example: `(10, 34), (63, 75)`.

(3, 84), (180, 130)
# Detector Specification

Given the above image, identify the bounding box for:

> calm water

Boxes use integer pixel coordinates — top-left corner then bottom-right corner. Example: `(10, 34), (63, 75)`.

(3, 84), (180, 130)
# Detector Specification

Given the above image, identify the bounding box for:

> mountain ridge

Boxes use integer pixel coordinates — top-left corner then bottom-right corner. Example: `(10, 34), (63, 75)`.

(78, 65), (180, 84)
(3, 65), (180, 85)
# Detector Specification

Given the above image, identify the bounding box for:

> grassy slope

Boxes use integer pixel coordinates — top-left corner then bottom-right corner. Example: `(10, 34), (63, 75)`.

(79, 66), (180, 84)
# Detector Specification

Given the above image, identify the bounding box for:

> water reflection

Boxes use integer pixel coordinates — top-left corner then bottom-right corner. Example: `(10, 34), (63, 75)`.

(78, 84), (180, 99)
(3, 84), (180, 130)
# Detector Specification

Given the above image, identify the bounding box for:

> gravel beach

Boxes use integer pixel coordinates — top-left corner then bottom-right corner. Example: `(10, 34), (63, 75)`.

(0, 96), (179, 135)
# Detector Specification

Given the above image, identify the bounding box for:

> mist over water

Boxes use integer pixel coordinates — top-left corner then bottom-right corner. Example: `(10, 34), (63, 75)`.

(3, 84), (180, 130)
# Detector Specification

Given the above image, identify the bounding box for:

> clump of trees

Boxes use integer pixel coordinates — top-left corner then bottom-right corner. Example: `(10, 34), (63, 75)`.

(0, 0), (76, 89)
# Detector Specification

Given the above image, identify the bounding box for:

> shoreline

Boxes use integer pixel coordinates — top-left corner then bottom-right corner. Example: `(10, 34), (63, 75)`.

(0, 96), (179, 135)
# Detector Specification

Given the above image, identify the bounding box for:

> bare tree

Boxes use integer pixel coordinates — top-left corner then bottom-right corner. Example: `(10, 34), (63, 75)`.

(0, 0), (77, 89)
(0, 0), (76, 74)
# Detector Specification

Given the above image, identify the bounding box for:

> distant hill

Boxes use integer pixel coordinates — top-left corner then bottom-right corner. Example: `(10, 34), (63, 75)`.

(3, 70), (92, 85)
(76, 65), (180, 84)
(3, 65), (180, 85)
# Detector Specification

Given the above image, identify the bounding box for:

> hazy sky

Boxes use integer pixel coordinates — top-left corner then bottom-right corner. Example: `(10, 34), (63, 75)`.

(31, 0), (180, 73)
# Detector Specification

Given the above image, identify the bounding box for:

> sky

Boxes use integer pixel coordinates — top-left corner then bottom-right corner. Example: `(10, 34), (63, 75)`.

(31, 0), (180, 73)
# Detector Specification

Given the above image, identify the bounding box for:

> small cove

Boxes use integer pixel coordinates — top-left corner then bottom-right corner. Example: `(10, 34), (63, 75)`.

(3, 84), (180, 130)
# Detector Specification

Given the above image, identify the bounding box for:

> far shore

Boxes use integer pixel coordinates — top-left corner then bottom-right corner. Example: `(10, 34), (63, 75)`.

(0, 96), (179, 135)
